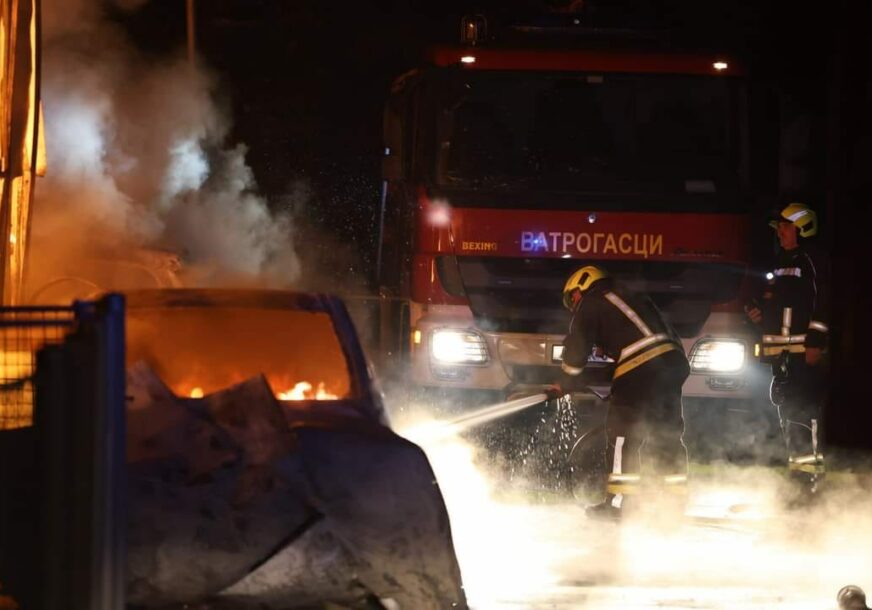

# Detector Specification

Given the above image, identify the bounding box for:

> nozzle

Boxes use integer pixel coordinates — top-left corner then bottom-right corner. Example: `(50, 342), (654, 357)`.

(544, 386), (564, 401)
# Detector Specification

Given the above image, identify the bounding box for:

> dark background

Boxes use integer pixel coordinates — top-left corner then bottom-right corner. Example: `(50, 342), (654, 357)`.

(112, 0), (872, 449)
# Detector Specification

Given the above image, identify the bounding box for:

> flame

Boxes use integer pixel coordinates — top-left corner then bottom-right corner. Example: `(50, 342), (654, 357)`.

(277, 381), (338, 401)
(181, 380), (339, 401)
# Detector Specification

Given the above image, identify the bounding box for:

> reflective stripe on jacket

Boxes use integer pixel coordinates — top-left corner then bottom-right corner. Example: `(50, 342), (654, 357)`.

(561, 281), (686, 381)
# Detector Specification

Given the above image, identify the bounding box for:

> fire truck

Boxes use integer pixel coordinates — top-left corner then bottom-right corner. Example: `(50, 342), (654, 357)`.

(376, 13), (773, 444)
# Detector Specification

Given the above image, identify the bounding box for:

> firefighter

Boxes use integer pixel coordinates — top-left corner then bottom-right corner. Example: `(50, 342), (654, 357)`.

(557, 265), (690, 520)
(745, 202), (829, 503)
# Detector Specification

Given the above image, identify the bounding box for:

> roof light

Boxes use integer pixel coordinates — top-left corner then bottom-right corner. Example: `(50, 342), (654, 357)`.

(460, 55), (476, 64)
(713, 61), (729, 71)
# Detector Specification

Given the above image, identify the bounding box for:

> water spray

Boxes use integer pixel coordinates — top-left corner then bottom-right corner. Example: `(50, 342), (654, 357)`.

(402, 391), (561, 444)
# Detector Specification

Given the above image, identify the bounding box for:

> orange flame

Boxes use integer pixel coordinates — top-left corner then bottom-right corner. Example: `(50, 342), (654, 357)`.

(182, 380), (339, 401)
(277, 381), (338, 401)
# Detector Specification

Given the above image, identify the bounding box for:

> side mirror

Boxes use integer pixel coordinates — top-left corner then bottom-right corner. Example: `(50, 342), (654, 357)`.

(382, 149), (403, 181)
(383, 101), (404, 181)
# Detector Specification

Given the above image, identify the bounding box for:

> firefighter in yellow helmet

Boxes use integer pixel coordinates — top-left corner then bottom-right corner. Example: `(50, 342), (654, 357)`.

(745, 202), (830, 504)
(559, 265), (690, 520)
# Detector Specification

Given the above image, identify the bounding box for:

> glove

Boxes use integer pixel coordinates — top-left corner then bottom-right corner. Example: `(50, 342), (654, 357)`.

(544, 384), (564, 401)
(744, 301), (763, 325)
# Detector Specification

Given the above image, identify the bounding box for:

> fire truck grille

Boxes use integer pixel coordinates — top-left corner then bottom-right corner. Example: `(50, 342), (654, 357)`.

(456, 257), (745, 337)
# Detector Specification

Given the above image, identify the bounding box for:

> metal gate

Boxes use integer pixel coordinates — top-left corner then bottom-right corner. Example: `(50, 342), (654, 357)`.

(0, 306), (75, 430)
(0, 294), (126, 610)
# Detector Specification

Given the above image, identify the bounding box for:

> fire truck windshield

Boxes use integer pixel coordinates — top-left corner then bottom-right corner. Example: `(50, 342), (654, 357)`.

(434, 71), (743, 197)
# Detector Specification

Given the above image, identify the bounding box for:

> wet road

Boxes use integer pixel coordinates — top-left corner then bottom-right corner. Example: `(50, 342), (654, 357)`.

(419, 438), (871, 610)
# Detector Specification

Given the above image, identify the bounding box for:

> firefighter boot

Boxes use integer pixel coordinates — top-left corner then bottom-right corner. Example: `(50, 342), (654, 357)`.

(783, 470), (823, 509)
(585, 493), (627, 522)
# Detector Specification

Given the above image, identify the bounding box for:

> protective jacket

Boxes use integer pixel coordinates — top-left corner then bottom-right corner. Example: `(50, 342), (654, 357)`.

(759, 244), (829, 361)
(561, 281), (686, 388)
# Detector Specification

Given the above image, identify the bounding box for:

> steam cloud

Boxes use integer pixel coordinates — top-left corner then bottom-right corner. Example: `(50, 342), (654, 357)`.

(391, 396), (872, 609)
(28, 0), (300, 302)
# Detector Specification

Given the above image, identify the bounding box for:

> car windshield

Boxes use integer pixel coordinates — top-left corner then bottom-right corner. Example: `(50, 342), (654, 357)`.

(435, 71), (741, 195)
(126, 307), (354, 400)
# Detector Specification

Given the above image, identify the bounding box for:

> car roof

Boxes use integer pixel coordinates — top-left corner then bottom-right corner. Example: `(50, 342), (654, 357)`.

(123, 288), (342, 313)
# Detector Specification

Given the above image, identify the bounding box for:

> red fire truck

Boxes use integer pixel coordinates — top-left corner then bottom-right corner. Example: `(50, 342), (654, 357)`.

(376, 14), (771, 441)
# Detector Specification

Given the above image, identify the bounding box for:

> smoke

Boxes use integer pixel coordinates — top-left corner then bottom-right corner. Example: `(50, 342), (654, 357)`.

(28, 0), (301, 302)
(391, 393), (872, 609)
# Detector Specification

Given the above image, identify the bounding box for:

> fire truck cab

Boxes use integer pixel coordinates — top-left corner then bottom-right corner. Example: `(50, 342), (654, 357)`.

(376, 14), (772, 449)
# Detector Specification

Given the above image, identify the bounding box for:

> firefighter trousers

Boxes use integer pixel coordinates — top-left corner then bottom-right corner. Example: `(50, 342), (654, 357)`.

(770, 358), (827, 484)
(604, 356), (689, 498)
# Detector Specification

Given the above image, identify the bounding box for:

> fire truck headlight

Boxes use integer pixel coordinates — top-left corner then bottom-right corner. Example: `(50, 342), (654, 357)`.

(689, 339), (745, 373)
(430, 329), (488, 364)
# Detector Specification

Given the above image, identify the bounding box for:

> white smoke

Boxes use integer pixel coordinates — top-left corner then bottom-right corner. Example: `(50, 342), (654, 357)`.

(29, 0), (300, 301)
(390, 392), (872, 609)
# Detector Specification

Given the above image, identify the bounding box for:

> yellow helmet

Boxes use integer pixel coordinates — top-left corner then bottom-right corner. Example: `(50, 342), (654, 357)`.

(562, 265), (607, 310)
(769, 202), (818, 238)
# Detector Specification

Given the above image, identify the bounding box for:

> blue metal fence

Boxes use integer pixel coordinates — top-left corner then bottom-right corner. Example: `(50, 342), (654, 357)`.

(0, 294), (126, 610)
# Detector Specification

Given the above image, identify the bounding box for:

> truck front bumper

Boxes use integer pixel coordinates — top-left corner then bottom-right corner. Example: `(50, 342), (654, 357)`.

(410, 310), (772, 402)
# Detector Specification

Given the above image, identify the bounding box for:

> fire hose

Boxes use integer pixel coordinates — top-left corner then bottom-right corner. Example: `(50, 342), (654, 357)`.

(401, 391), (556, 444)
(403, 386), (609, 445)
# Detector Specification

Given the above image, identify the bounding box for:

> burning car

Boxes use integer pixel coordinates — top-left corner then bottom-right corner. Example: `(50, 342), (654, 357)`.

(123, 289), (467, 609)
